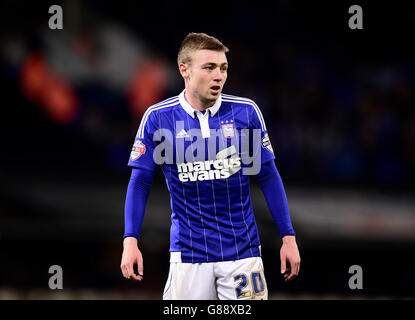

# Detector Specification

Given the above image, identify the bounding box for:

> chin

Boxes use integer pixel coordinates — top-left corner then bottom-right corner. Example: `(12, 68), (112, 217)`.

(203, 93), (217, 101)
(209, 91), (221, 99)
(198, 96), (215, 107)
(208, 95), (219, 103)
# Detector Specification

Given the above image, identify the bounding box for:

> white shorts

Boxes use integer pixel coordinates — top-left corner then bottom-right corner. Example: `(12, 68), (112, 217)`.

(162, 253), (268, 300)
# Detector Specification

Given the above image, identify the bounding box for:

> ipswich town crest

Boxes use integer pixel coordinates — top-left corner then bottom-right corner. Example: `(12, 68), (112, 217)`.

(221, 121), (235, 138)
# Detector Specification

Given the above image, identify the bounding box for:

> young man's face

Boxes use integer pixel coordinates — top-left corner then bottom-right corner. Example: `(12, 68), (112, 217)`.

(180, 49), (228, 106)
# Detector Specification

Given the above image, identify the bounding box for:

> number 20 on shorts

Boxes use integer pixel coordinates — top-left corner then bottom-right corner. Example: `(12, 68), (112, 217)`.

(234, 271), (265, 299)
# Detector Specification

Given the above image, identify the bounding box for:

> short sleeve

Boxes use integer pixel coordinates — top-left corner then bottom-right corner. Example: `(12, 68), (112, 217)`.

(249, 102), (276, 165)
(128, 111), (158, 171)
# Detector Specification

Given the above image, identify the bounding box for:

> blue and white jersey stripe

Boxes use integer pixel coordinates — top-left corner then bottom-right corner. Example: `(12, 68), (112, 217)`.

(221, 93), (267, 131)
(137, 96), (179, 139)
(128, 91), (275, 263)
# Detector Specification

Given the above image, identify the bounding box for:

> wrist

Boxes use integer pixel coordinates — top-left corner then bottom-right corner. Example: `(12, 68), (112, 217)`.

(282, 235), (296, 244)
(123, 236), (138, 247)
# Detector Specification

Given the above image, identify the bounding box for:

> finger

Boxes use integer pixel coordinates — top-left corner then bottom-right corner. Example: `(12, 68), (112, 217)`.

(120, 263), (124, 276)
(296, 261), (300, 275)
(137, 257), (144, 277)
(292, 259), (300, 276)
(285, 275), (294, 282)
(128, 262), (142, 281)
(284, 273), (295, 281)
(129, 272), (142, 281)
(130, 272), (142, 281)
(288, 272), (298, 281)
(120, 261), (127, 278)
(285, 268), (298, 282)
(126, 262), (137, 280)
(280, 256), (287, 274)
(122, 265), (129, 279)
(283, 267), (291, 280)
(130, 259), (143, 281)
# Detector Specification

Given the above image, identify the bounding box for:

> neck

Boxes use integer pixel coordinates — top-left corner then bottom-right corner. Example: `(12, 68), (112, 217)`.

(184, 89), (215, 111)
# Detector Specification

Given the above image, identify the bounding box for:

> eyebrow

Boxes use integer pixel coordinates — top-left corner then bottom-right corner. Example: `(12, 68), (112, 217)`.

(202, 62), (228, 67)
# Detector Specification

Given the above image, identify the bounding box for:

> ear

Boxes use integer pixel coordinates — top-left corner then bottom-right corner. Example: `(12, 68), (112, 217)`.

(179, 63), (190, 80)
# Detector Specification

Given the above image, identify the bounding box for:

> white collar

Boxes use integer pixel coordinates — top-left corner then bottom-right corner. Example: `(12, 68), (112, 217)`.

(178, 89), (222, 118)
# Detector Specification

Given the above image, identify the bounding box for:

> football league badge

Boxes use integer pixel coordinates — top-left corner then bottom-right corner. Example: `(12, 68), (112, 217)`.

(261, 133), (274, 153)
(130, 140), (146, 161)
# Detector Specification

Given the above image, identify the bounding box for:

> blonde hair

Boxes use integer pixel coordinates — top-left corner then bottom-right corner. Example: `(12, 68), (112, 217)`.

(177, 32), (229, 66)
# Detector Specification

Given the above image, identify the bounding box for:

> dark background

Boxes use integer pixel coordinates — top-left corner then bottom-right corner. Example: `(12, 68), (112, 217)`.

(0, 0), (414, 299)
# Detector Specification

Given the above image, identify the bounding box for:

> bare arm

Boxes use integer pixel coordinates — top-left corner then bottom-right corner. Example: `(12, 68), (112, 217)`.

(121, 167), (155, 281)
(256, 160), (301, 281)
(121, 237), (143, 281)
(280, 235), (301, 282)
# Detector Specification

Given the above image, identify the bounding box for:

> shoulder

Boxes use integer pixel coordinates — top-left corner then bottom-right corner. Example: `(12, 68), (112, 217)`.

(145, 95), (180, 116)
(137, 95), (180, 138)
(221, 93), (258, 107)
(221, 93), (263, 114)
(142, 95), (180, 123)
(221, 93), (266, 128)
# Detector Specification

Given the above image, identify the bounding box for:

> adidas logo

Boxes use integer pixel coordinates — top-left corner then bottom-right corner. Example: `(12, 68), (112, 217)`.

(176, 129), (190, 138)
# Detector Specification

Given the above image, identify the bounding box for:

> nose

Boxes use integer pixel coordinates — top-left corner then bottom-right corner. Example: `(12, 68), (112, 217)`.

(213, 68), (224, 82)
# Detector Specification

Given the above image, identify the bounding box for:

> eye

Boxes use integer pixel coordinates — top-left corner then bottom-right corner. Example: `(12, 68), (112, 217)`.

(204, 66), (214, 70)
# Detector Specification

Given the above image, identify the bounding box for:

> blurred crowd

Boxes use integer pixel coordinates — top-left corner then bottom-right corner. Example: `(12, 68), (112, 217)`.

(1, 0), (414, 188)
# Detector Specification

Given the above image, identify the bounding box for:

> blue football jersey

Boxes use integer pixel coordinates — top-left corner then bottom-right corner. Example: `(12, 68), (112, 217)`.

(128, 90), (275, 263)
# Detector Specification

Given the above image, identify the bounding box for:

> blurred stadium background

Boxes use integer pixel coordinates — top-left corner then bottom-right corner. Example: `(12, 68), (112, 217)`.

(1, 0), (414, 299)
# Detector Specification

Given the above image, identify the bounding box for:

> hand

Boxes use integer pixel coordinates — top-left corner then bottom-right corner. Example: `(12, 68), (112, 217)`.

(120, 237), (143, 281)
(280, 235), (301, 282)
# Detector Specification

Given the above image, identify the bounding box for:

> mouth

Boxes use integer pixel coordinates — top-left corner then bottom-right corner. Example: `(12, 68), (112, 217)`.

(210, 85), (221, 94)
